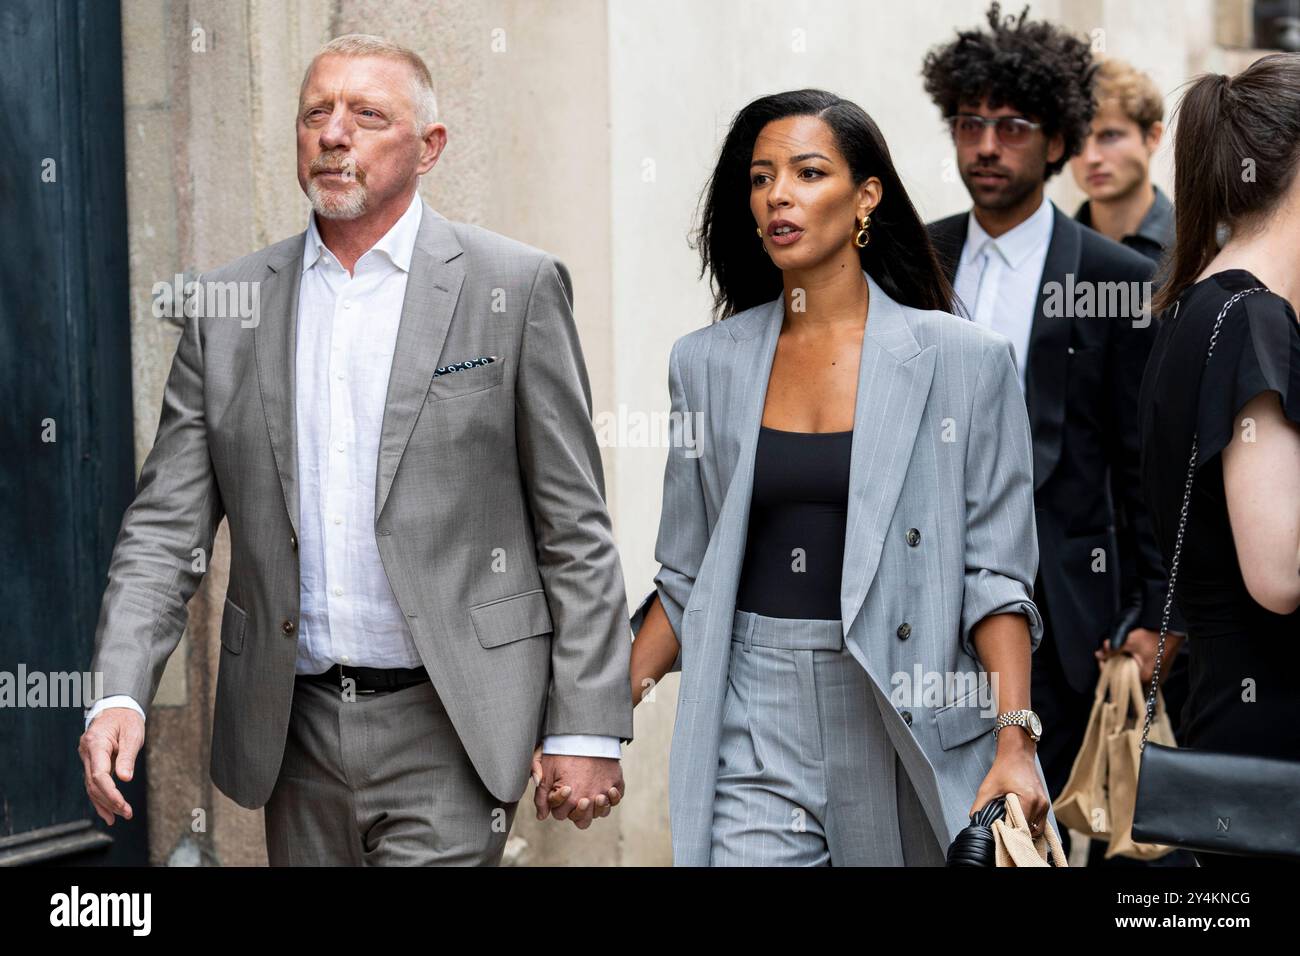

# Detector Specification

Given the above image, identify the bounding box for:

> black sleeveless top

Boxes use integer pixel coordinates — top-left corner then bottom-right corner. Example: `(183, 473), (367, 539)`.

(734, 426), (853, 620)
(1137, 269), (1300, 760)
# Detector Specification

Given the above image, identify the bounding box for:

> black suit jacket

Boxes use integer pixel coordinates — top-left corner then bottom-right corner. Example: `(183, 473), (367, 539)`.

(928, 203), (1167, 693)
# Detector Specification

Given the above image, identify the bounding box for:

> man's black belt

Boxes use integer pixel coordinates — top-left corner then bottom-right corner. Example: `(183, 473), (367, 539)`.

(298, 662), (430, 694)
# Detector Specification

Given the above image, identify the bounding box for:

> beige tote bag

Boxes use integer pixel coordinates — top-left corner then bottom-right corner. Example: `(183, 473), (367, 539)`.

(1052, 654), (1177, 858)
(992, 792), (1068, 867)
(1103, 655), (1176, 860)
(1052, 658), (1123, 839)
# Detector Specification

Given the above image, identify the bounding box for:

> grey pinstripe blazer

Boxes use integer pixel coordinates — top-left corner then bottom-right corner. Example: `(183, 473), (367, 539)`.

(632, 271), (1055, 865)
(91, 199), (633, 809)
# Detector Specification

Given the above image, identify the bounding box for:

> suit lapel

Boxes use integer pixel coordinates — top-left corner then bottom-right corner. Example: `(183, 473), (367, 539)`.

(1024, 205), (1078, 490)
(682, 296), (781, 683)
(374, 204), (466, 519)
(935, 203), (1076, 491)
(713, 296), (783, 496)
(255, 238), (307, 537)
(840, 273), (936, 636)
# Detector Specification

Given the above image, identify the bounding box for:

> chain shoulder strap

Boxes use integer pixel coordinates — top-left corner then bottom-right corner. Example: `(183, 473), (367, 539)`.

(1140, 286), (1266, 750)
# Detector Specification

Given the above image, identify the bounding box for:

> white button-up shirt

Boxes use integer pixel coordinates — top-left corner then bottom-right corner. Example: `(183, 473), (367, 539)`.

(87, 192), (618, 760)
(952, 195), (1054, 393)
(294, 188), (422, 673)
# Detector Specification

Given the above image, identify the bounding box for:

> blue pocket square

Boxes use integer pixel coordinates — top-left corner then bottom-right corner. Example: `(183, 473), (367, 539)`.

(432, 355), (497, 378)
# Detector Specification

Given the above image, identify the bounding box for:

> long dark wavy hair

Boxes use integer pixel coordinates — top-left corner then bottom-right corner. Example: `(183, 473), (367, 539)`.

(694, 89), (955, 321)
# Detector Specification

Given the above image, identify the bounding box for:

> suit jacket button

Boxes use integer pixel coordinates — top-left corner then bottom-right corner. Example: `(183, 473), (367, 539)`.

(896, 622), (912, 640)
(906, 528), (921, 547)
(900, 710), (913, 727)
(290, 533), (298, 551)
(281, 619), (296, 635)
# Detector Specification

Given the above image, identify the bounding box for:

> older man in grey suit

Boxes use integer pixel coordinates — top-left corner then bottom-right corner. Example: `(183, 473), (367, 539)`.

(78, 34), (632, 865)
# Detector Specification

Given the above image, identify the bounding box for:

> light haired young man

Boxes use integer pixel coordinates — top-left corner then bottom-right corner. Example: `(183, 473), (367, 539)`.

(1070, 57), (1174, 265)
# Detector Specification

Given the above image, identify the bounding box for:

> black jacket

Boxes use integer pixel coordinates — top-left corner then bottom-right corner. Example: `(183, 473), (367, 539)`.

(928, 203), (1168, 693)
(1074, 184), (1175, 267)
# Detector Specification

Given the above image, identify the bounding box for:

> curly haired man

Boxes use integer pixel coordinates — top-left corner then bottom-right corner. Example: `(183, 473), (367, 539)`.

(922, 3), (1175, 866)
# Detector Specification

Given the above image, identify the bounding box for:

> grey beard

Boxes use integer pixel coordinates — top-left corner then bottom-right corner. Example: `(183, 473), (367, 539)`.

(308, 179), (367, 220)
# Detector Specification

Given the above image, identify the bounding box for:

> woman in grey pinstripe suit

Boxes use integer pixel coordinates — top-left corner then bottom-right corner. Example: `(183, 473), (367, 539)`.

(630, 91), (1055, 866)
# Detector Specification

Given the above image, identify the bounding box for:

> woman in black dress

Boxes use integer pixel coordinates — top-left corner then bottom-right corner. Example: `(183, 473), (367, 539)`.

(1137, 54), (1300, 866)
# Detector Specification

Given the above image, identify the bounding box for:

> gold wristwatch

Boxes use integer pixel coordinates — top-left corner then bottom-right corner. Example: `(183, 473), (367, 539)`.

(993, 709), (1042, 743)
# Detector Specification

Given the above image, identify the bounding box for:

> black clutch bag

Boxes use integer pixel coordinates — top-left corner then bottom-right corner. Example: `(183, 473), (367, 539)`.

(1130, 288), (1300, 861)
(946, 797), (1006, 866)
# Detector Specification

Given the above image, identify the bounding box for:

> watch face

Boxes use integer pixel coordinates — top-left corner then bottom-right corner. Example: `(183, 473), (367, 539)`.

(1028, 712), (1042, 737)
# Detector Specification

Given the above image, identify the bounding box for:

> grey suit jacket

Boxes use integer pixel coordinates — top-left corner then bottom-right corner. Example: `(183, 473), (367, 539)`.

(91, 199), (633, 808)
(632, 271), (1054, 865)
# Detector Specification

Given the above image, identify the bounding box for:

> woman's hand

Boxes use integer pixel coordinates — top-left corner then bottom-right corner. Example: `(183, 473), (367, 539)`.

(531, 744), (544, 788)
(969, 731), (1050, 835)
(530, 744), (570, 817)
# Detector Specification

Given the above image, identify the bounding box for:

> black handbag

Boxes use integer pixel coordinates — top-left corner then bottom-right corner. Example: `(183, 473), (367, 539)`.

(946, 797), (1007, 866)
(1130, 287), (1300, 861)
(946, 795), (1066, 866)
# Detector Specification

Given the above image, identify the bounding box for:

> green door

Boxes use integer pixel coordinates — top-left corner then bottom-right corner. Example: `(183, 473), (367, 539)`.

(0, 0), (146, 866)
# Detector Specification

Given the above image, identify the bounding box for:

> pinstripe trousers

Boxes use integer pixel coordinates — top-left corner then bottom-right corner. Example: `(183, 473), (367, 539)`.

(263, 676), (518, 865)
(710, 609), (947, 866)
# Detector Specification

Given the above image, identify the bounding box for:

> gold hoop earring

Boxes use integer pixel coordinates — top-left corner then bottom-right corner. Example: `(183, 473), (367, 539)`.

(756, 226), (763, 239)
(854, 213), (872, 249)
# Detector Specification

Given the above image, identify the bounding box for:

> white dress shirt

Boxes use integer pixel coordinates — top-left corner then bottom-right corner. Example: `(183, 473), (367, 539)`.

(951, 195), (1054, 392)
(87, 192), (618, 760)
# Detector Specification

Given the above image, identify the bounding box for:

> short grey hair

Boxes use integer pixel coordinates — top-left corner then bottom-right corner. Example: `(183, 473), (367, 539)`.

(300, 34), (439, 130)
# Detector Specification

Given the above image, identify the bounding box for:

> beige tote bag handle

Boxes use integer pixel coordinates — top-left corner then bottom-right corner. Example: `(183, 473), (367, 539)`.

(994, 792), (1068, 867)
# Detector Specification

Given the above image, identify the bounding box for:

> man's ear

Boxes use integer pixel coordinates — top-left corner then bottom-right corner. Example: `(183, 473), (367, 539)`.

(417, 122), (448, 176)
(1144, 120), (1164, 154)
(1046, 132), (1066, 167)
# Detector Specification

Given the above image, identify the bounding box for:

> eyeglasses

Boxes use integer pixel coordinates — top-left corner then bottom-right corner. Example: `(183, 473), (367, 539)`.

(946, 114), (1043, 148)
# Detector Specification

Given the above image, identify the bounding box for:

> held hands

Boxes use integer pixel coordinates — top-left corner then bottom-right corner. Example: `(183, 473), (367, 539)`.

(78, 708), (145, 826)
(969, 729), (1050, 837)
(531, 746), (624, 829)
